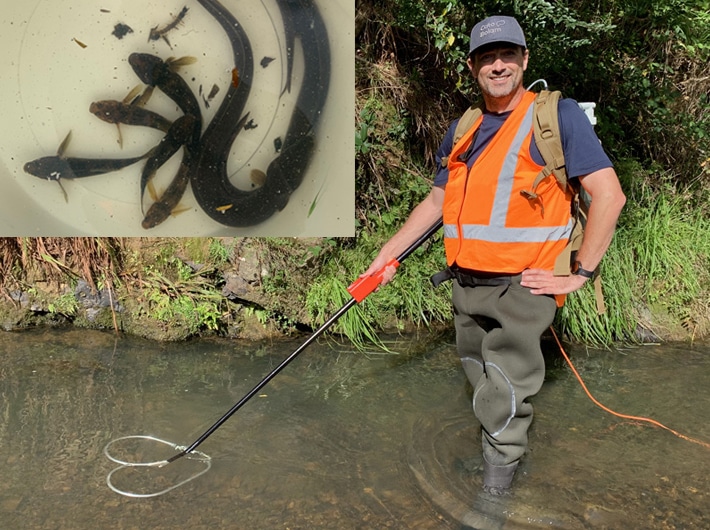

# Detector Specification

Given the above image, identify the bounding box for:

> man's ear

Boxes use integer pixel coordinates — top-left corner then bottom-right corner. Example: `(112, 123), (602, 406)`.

(467, 56), (476, 76)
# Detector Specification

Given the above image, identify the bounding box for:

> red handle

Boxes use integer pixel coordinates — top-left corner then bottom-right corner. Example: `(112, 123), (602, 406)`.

(347, 258), (400, 302)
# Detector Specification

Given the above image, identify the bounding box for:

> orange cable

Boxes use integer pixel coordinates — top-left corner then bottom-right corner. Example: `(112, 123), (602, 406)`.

(550, 326), (710, 450)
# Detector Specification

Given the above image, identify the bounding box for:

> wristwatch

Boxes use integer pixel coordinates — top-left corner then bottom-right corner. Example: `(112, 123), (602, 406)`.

(571, 260), (595, 279)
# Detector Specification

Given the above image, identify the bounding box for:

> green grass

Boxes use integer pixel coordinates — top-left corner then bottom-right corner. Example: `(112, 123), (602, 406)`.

(305, 225), (451, 349)
(557, 167), (710, 345)
(311, 160), (709, 349)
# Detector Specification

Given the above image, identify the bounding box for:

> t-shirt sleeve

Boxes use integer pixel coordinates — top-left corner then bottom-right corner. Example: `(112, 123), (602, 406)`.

(558, 98), (613, 179)
(433, 120), (458, 187)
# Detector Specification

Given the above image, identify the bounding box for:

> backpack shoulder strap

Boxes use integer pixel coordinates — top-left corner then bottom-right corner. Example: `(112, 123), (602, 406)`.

(536, 92), (605, 313)
(521, 90), (567, 200)
(440, 103), (484, 168)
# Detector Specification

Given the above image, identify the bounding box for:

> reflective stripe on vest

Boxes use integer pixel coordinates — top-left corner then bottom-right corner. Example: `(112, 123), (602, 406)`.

(443, 220), (574, 243)
(443, 91), (573, 273)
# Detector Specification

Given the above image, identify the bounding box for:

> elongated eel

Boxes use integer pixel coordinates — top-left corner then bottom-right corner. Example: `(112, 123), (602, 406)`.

(190, 0), (331, 227)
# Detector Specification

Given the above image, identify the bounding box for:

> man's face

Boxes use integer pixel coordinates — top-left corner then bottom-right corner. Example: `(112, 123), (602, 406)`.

(468, 45), (529, 100)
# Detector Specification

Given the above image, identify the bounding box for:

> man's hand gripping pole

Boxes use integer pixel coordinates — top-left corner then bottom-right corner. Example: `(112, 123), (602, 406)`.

(347, 258), (400, 302)
(346, 218), (443, 303)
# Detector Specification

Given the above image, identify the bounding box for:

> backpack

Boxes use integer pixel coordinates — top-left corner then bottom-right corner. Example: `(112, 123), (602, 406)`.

(441, 89), (605, 313)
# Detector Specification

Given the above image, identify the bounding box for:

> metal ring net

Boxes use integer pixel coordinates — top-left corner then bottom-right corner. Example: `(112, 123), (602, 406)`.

(104, 435), (211, 498)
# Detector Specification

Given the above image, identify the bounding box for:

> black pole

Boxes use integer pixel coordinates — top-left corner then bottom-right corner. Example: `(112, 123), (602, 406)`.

(167, 218), (443, 463)
(398, 218), (442, 262)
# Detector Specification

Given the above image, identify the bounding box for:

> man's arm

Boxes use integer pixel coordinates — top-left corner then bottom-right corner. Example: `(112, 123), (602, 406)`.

(521, 167), (626, 295)
(573, 167), (627, 270)
(361, 186), (445, 286)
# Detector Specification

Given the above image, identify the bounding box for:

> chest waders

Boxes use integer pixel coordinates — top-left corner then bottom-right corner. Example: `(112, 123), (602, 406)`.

(434, 83), (605, 493)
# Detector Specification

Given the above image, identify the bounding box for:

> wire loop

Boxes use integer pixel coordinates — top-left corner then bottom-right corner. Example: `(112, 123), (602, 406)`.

(104, 435), (212, 498)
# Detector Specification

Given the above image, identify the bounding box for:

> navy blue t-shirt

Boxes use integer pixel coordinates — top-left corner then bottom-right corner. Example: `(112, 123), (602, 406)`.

(433, 98), (612, 187)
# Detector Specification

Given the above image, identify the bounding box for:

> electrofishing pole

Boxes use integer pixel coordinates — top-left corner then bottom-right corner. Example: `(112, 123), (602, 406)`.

(163, 218), (444, 464)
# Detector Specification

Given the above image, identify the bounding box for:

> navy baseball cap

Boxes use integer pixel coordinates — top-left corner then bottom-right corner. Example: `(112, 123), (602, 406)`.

(469, 16), (526, 56)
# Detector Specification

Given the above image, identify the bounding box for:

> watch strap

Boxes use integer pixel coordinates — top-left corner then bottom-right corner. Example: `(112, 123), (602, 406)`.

(572, 261), (595, 279)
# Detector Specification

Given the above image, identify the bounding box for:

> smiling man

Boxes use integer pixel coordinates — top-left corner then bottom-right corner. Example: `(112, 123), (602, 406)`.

(362, 15), (626, 495)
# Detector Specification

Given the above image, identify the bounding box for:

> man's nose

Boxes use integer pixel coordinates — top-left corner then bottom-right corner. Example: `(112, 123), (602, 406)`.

(491, 56), (507, 71)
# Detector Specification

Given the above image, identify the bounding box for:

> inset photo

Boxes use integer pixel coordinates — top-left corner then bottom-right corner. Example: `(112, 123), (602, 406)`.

(1, 0), (354, 236)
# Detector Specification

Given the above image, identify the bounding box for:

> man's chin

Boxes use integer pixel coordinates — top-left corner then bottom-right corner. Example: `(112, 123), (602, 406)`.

(485, 86), (515, 99)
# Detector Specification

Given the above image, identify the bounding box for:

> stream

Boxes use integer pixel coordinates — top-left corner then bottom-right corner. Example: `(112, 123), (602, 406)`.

(0, 327), (708, 529)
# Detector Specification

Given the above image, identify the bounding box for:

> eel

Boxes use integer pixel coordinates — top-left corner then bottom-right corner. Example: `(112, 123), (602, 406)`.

(189, 0), (331, 227)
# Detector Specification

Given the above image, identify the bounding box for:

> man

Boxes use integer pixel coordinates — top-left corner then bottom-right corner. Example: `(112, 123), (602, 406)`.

(362, 15), (626, 494)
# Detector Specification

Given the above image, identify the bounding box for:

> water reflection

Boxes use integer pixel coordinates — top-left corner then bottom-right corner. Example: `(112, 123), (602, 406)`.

(0, 328), (708, 529)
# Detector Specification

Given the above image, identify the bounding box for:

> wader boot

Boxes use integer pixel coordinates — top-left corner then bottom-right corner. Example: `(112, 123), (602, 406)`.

(483, 459), (518, 495)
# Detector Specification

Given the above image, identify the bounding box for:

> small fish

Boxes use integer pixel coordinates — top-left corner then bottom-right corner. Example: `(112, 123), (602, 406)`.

(142, 109), (241, 228)
(24, 131), (149, 201)
(25, 152), (147, 179)
(129, 53), (200, 119)
(89, 99), (173, 147)
(128, 53), (202, 145)
(149, 6), (189, 48)
(141, 150), (193, 229)
(90, 99), (172, 131)
(139, 114), (200, 211)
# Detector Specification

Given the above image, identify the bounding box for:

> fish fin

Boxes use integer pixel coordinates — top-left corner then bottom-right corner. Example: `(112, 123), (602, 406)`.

(116, 124), (123, 149)
(56, 180), (69, 203)
(135, 86), (154, 107)
(237, 112), (251, 129)
(57, 131), (72, 157)
(140, 177), (157, 215)
(147, 180), (160, 202)
(170, 204), (191, 217)
(124, 85), (143, 105)
(167, 56), (197, 70)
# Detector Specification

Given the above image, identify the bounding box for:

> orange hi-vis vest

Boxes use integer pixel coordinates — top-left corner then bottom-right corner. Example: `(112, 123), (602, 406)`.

(443, 91), (575, 287)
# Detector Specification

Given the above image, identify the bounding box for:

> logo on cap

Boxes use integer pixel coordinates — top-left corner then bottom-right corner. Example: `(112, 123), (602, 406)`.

(479, 20), (506, 39)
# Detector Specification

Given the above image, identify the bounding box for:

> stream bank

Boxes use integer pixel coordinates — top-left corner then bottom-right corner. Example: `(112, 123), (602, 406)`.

(0, 237), (321, 342)
(0, 236), (707, 344)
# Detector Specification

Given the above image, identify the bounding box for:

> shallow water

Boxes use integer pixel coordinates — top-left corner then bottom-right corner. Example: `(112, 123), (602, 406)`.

(0, 328), (708, 529)
(1, 0), (353, 236)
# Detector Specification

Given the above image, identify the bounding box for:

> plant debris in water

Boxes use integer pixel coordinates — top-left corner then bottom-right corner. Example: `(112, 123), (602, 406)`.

(112, 23), (134, 40)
